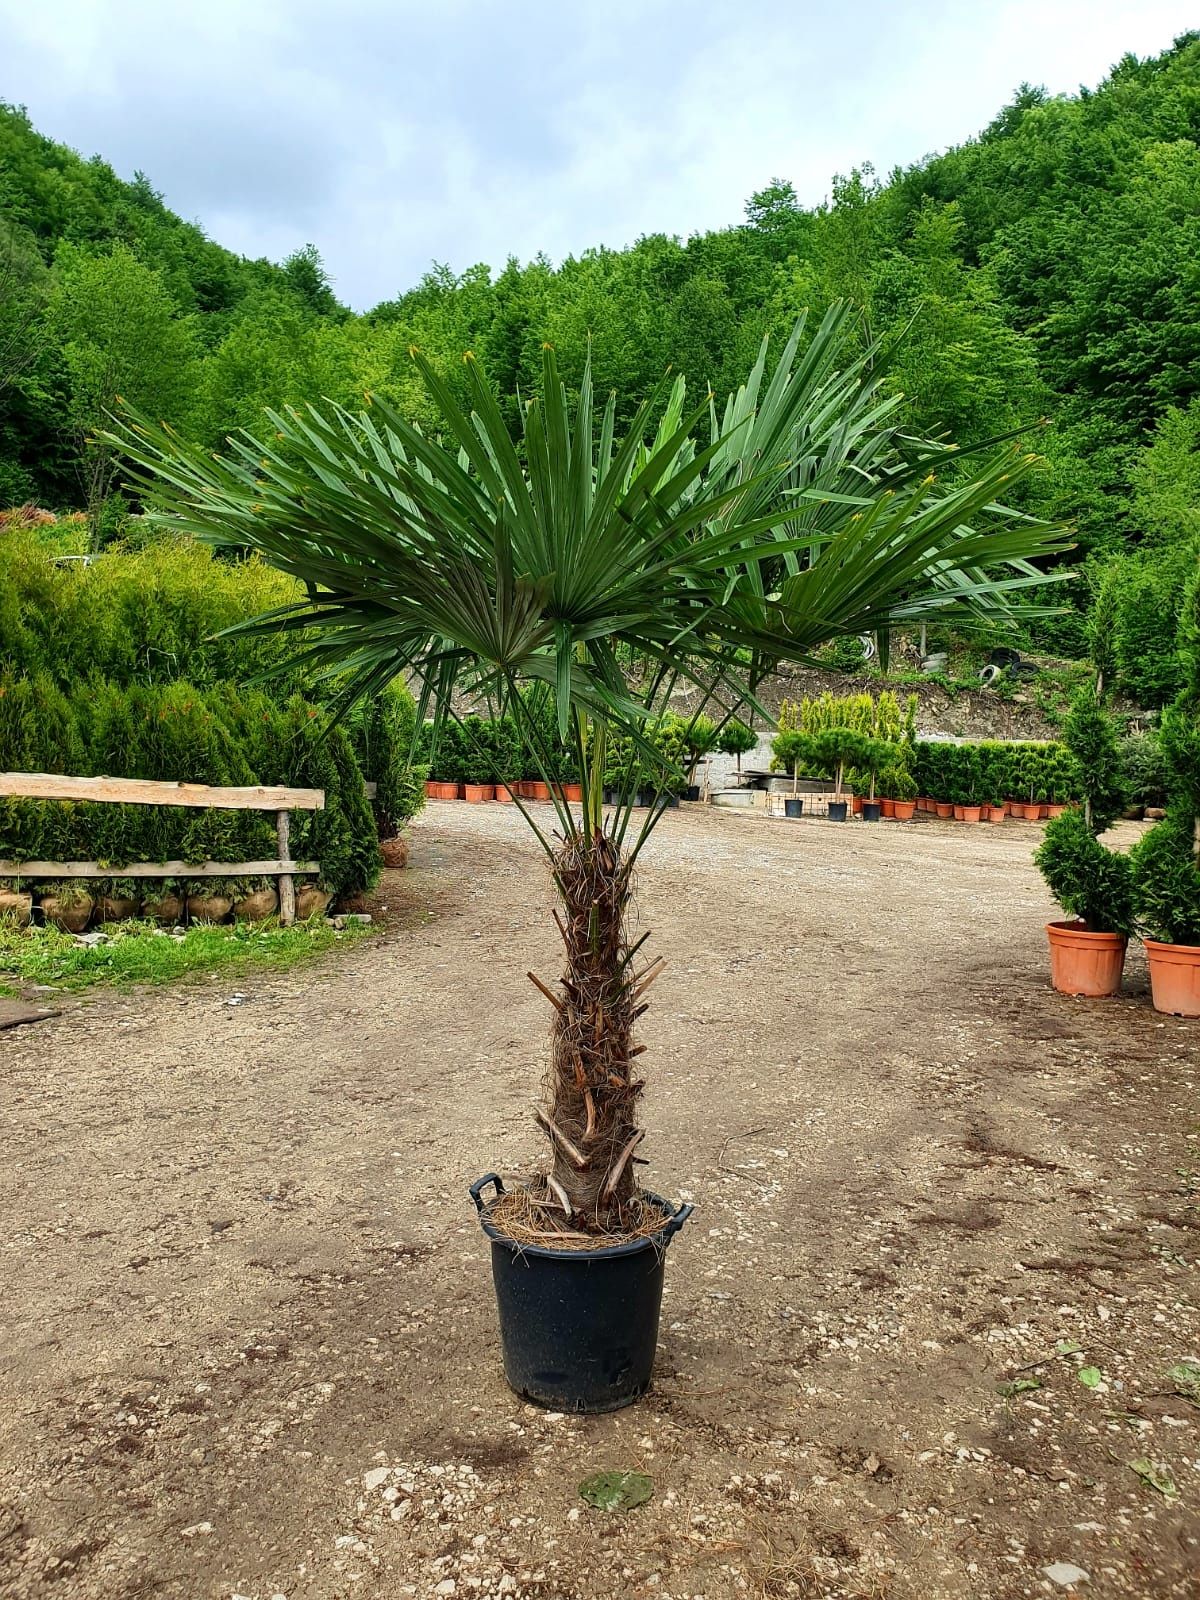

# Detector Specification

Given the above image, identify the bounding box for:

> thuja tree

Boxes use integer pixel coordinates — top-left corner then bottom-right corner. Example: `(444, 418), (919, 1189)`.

(113, 304), (1069, 1233)
(1131, 562), (1200, 943)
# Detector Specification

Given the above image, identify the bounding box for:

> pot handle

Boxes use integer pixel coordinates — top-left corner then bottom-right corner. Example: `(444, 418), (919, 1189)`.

(469, 1173), (505, 1213)
(663, 1201), (694, 1241)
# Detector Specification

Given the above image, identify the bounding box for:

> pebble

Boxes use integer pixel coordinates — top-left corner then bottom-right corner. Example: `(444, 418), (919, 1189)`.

(1043, 1562), (1090, 1586)
(180, 1522), (213, 1538)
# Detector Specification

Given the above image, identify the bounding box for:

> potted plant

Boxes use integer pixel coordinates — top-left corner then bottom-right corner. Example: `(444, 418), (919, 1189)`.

(1035, 684), (1132, 997)
(679, 714), (718, 801)
(770, 728), (806, 817)
(716, 718), (758, 789)
(118, 305), (1068, 1412)
(95, 877), (140, 923)
(887, 766), (918, 821)
(296, 880), (333, 920)
(0, 880), (33, 927)
(1130, 567), (1200, 1016)
(797, 728), (869, 822)
(233, 878), (280, 921)
(143, 879), (184, 924)
(186, 881), (233, 923)
(38, 881), (95, 932)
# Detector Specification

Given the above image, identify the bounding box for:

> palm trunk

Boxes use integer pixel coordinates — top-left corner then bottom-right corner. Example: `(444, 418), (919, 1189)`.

(538, 827), (646, 1227)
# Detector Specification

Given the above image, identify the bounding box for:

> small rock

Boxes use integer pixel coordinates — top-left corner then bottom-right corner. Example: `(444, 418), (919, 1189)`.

(181, 1522), (213, 1538)
(1043, 1563), (1090, 1587)
(363, 1466), (391, 1491)
(434, 1582), (456, 1597)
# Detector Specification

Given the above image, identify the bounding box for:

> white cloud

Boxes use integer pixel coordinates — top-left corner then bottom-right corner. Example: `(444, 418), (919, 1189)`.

(1, 0), (1195, 307)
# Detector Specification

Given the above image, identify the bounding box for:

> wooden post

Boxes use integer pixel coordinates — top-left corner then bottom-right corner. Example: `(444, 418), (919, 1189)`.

(277, 809), (295, 926)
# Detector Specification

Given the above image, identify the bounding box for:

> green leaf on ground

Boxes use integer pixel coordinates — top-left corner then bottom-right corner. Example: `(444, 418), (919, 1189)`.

(997, 1376), (1042, 1397)
(1166, 1359), (1200, 1407)
(579, 1470), (654, 1512)
(1055, 1338), (1082, 1355)
(1130, 1458), (1178, 1499)
(1078, 1366), (1103, 1388)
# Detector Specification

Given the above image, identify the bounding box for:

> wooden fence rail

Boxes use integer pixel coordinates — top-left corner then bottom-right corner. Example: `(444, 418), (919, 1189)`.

(0, 772), (325, 926)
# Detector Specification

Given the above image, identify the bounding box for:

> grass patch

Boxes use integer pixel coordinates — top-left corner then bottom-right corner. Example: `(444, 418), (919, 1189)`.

(0, 917), (373, 995)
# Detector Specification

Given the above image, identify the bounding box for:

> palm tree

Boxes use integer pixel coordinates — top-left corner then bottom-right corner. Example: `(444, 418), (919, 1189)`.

(113, 304), (1071, 1234)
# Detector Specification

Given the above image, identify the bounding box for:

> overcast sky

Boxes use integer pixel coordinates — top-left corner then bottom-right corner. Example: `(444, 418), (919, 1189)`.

(2, 1), (1195, 310)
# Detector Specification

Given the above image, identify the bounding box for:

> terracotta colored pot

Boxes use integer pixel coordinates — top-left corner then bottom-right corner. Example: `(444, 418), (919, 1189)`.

(0, 891), (33, 927)
(528, 781), (552, 802)
(424, 779), (440, 799)
(986, 804), (1006, 823)
(892, 800), (916, 821)
(143, 892), (183, 925)
(40, 893), (93, 933)
(952, 804), (965, 820)
(96, 894), (140, 923)
(234, 886), (279, 922)
(851, 795), (863, 815)
(430, 781), (459, 801)
(1144, 939), (1200, 1017)
(463, 783), (495, 803)
(881, 798), (896, 818)
(1046, 921), (1127, 997)
(960, 804), (982, 824)
(380, 835), (409, 868)
(935, 801), (953, 819)
(561, 782), (584, 803)
(295, 885), (332, 920)
(494, 783), (516, 803)
(187, 892), (232, 924)
(1045, 803), (1068, 818)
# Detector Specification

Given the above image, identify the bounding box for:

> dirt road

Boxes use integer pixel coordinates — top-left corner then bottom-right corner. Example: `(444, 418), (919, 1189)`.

(1, 803), (1197, 1599)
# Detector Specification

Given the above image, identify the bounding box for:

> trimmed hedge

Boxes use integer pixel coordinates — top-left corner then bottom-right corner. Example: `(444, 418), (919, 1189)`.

(0, 532), (426, 899)
(912, 739), (1082, 807)
(0, 674), (385, 898)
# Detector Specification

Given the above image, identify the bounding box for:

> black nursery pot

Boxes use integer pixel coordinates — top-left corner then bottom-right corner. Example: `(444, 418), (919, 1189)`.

(828, 800), (849, 822)
(861, 800), (882, 822)
(470, 1174), (693, 1413)
(783, 797), (803, 818)
(684, 784), (701, 802)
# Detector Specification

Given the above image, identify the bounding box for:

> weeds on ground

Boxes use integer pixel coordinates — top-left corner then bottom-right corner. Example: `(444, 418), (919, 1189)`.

(0, 917), (372, 994)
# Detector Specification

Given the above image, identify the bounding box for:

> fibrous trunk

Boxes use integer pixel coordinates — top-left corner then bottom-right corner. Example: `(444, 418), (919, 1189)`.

(532, 827), (650, 1231)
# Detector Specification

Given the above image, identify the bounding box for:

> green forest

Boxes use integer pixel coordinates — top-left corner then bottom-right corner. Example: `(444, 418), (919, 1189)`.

(1, 34), (1198, 705)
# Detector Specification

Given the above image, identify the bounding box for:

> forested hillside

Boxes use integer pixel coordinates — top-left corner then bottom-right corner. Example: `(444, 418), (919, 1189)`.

(1, 34), (1198, 701)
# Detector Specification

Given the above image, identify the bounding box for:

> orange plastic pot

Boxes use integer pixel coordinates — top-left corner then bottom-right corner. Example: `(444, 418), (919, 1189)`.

(1144, 940), (1200, 1017)
(960, 804), (983, 823)
(892, 800), (916, 821)
(554, 782), (584, 803)
(463, 783), (494, 803)
(851, 795), (863, 815)
(424, 779), (441, 800)
(935, 801), (953, 819)
(527, 781), (552, 802)
(430, 781), (459, 801)
(1046, 921), (1127, 997)
(986, 804), (1005, 823)
(494, 783), (516, 803)
(881, 798), (896, 818)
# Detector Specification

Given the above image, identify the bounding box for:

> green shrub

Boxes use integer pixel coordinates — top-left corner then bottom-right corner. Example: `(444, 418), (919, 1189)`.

(1035, 808), (1135, 935)
(1119, 732), (1167, 810)
(1130, 807), (1200, 946)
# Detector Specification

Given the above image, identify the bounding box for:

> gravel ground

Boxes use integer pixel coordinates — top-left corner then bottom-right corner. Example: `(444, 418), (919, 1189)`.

(0, 802), (1197, 1600)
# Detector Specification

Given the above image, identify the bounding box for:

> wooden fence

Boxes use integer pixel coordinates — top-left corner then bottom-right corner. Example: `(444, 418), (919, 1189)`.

(0, 773), (325, 926)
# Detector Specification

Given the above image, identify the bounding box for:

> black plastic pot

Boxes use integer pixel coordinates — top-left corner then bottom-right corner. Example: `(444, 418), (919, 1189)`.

(861, 800), (882, 822)
(684, 784), (701, 802)
(470, 1174), (693, 1413)
(784, 797), (803, 818)
(828, 800), (848, 822)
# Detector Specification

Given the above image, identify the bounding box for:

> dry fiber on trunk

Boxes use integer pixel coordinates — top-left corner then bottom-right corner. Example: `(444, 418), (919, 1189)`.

(519, 828), (661, 1235)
